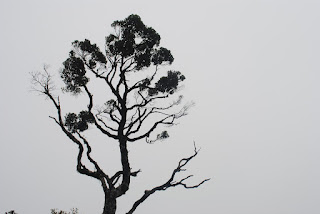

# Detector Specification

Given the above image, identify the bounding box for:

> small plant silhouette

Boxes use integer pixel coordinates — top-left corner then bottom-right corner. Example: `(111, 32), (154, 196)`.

(50, 208), (78, 214)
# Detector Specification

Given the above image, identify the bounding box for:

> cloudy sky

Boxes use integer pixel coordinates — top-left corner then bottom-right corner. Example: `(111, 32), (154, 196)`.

(1, 0), (320, 213)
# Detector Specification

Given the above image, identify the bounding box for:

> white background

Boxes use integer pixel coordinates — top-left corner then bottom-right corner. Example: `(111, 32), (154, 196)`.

(1, 0), (320, 213)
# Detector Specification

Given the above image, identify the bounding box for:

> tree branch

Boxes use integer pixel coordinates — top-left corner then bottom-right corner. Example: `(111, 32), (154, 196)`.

(126, 144), (210, 214)
(127, 113), (176, 142)
(111, 169), (141, 186)
(82, 85), (119, 139)
(32, 70), (100, 179)
(76, 132), (112, 184)
(127, 94), (168, 111)
(125, 95), (186, 138)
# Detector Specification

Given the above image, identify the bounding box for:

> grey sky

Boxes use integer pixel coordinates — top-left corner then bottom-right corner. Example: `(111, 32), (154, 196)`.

(1, 0), (320, 213)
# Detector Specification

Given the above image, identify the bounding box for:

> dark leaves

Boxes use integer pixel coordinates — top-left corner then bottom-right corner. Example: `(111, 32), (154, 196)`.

(60, 39), (106, 94)
(61, 54), (89, 94)
(64, 111), (94, 133)
(151, 48), (174, 65)
(103, 99), (117, 113)
(148, 71), (185, 96)
(157, 131), (169, 140)
(135, 49), (152, 70)
(106, 14), (173, 70)
(73, 39), (107, 67)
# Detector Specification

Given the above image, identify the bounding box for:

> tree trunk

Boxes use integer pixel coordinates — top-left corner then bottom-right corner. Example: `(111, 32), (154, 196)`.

(103, 194), (117, 214)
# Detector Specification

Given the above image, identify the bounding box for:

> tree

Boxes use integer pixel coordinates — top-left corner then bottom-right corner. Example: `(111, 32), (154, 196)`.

(31, 14), (209, 214)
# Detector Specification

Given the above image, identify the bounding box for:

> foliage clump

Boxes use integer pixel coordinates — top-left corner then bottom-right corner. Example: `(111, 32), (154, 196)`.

(64, 111), (94, 133)
(50, 208), (78, 214)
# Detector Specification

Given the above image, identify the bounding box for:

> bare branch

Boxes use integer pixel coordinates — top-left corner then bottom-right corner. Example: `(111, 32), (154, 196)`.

(126, 102), (192, 141)
(126, 113), (174, 141)
(31, 68), (101, 180)
(125, 95), (189, 138)
(96, 116), (119, 132)
(48, 99), (99, 180)
(111, 169), (141, 186)
(30, 66), (55, 96)
(126, 144), (210, 214)
(125, 108), (147, 135)
(76, 132), (111, 181)
(127, 94), (168, 111)
(82, 85), (119, 140)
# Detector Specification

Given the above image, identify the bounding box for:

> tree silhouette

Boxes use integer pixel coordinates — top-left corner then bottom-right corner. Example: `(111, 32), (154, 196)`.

(5, 211), (17, 214)
(31, 14), (209, 214)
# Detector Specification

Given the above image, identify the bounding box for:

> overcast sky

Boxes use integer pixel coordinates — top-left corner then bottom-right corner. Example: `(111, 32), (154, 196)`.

(1, 0), (320, 213)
